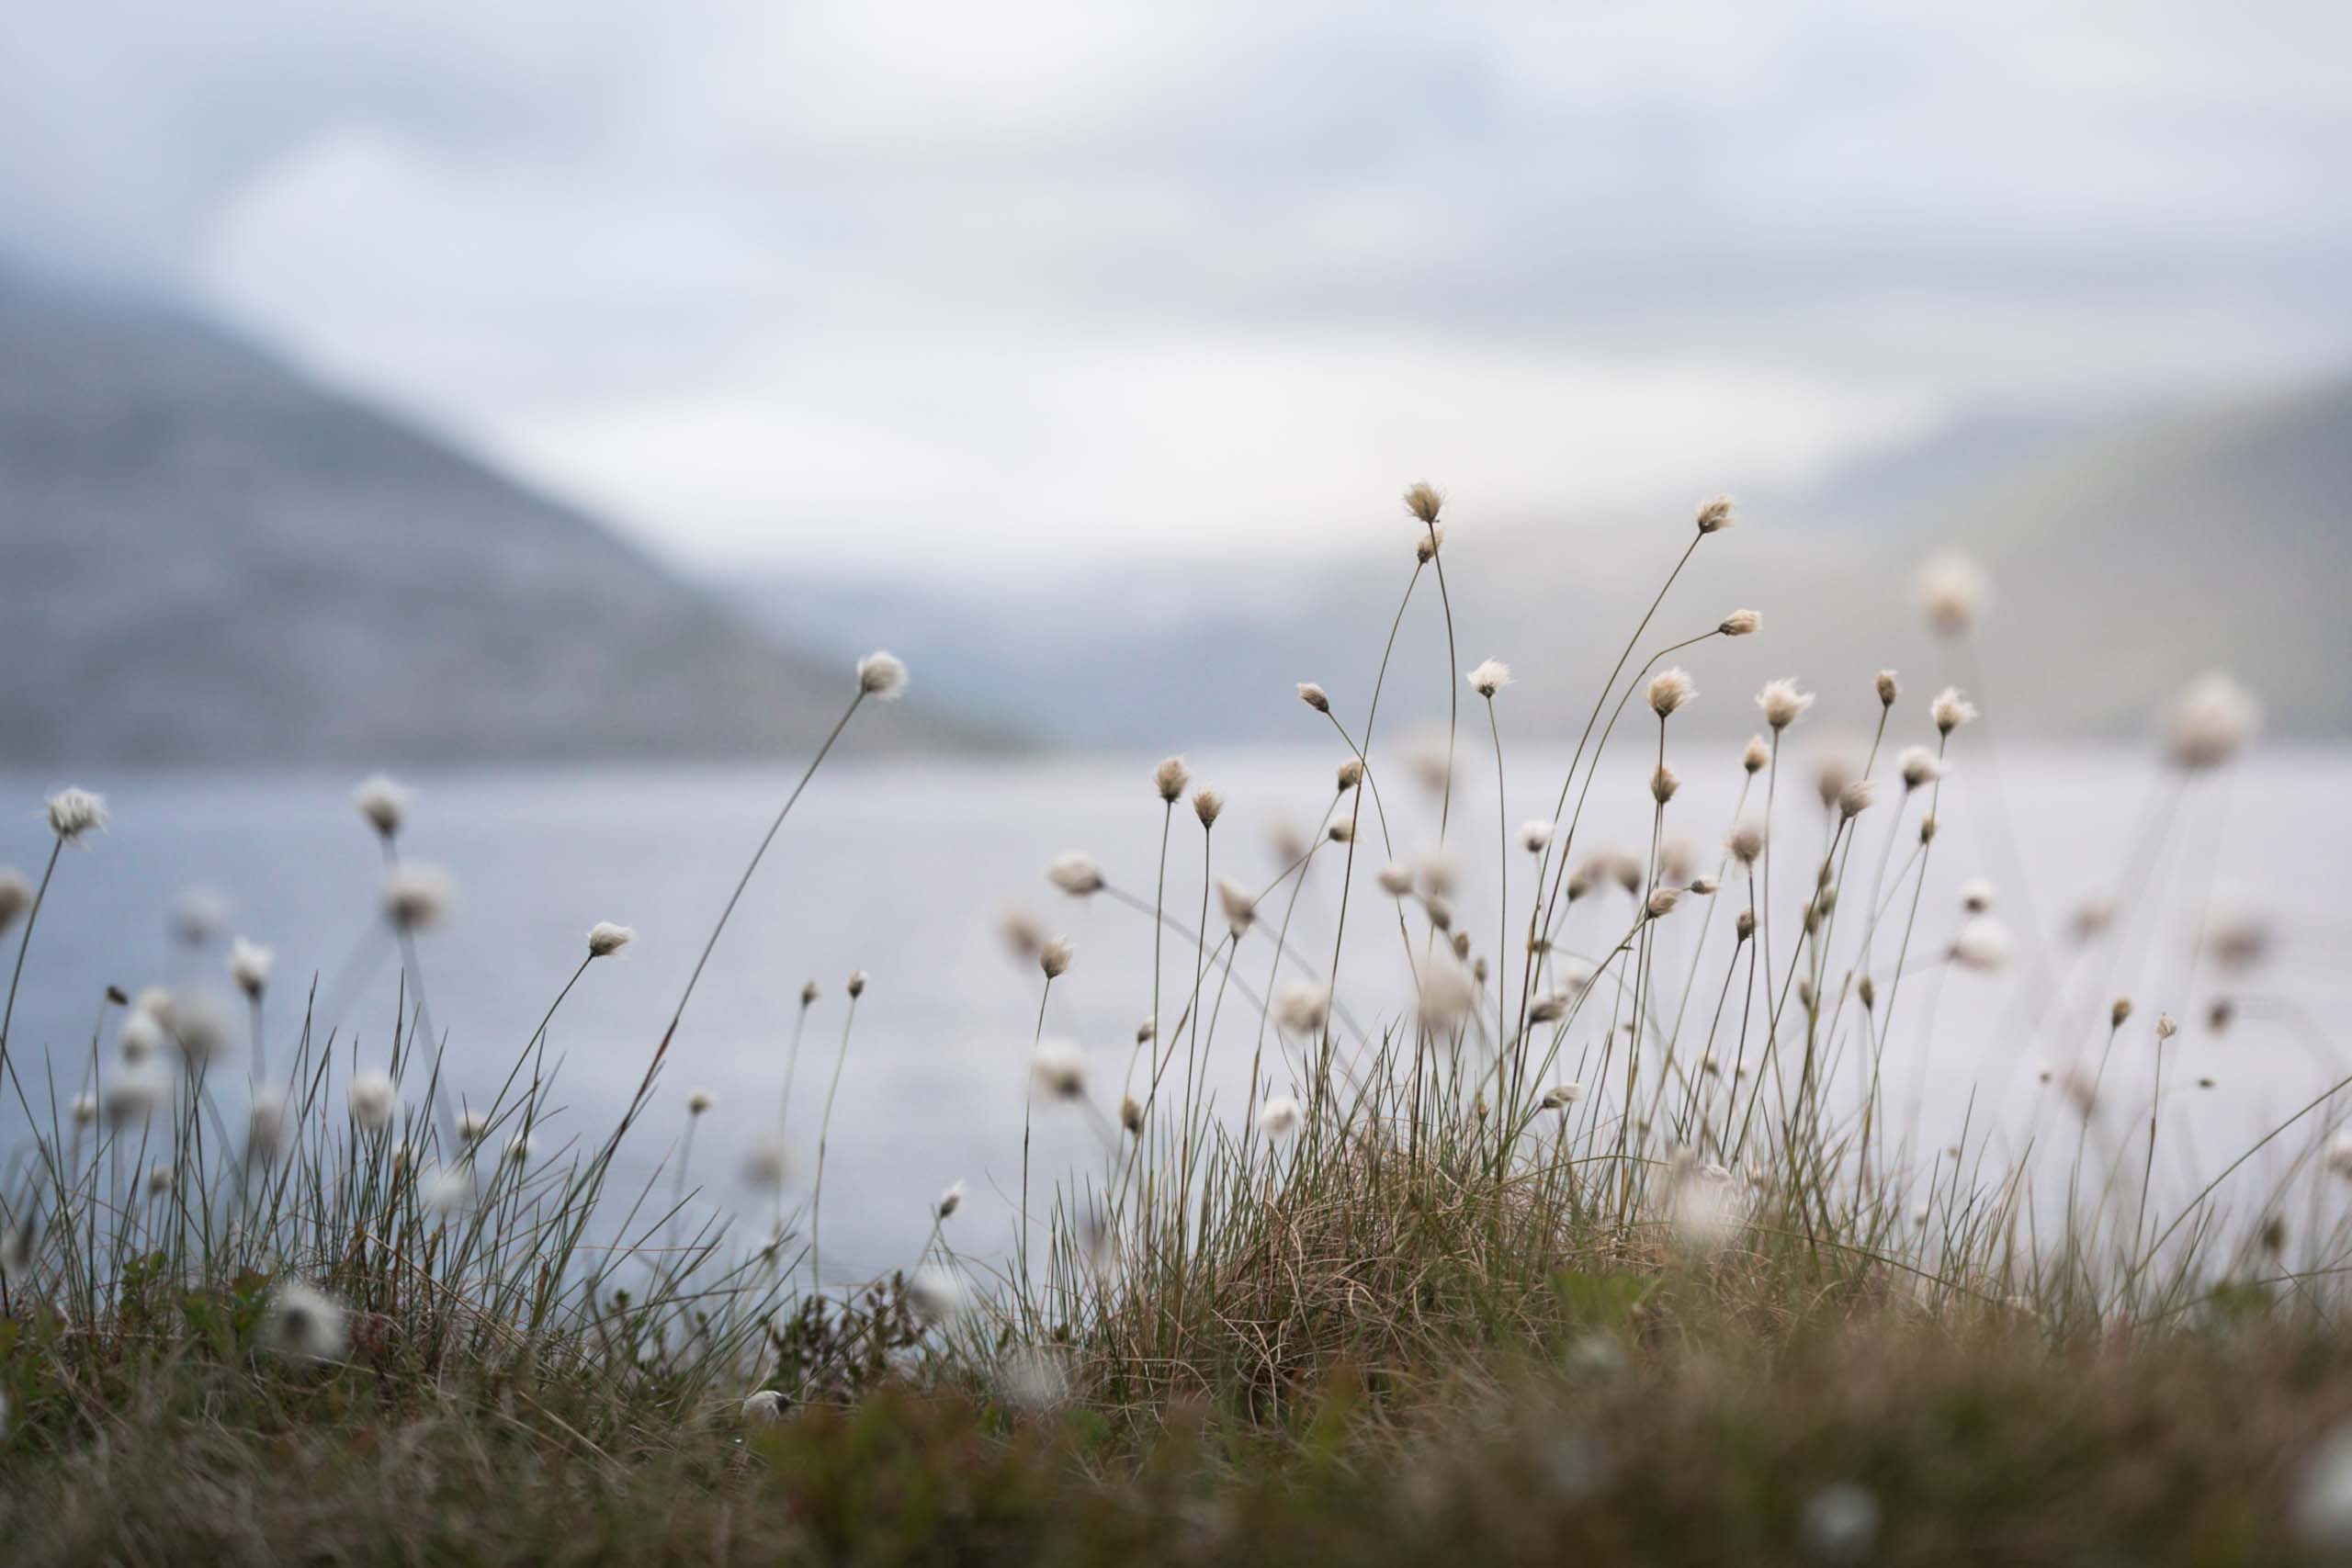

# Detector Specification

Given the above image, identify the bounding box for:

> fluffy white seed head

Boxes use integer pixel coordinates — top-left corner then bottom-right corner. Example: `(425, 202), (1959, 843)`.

(425, 1165), (477, 1214)
(1296, 682), (1331, 713)
(1898, 745), (1942, 790)
(1741, 735), (1771, 775)
(1521, 819), (1554, 854)
(686, 1089), (714, 1116)
(2294, 1425), (2352, 1550)
(1647, 668), (1696, 717)
(1192, 786), (1224, 829)
(503, 1133), (534, 1166)
(741, 1134), (791, 1188)
(1000, 908), (1046, 961)
(352, 774), (413, 838)
(1645, 886), (1683, 920)
(2165, 671), (2261, 770)
(1274, 984), (1331, 1036)
(1038, 936), (1073, 978)
(1120, 1094), (1144, 1134)
(455, 1109), (491, 1145)
(1727, 820), (1765, 865)
(1326, 815), (1354, 844)
(743, 1390), (786, 1425)
(1951, 915), (2013, 971)
(383, 864), (454, 931)
(174, 886), (228, 945)
(1917, 551), (1989, 636)
(1047, 852), (1104, 897)
(1541, 1083), (1584, 1111)
(1719, 608), (1760, 637)
(1930, 686), (1978, 735)
(1837, 778), (1879, 819)
(263, 1280), (349, 1364)
(587, 921), (634, 958)
(1403, 480), (1444, 525)
(145, 1163), (175, 1195)
(0, 867), (29, 934)
(908, 1265), (965, 1325)
(1414, 525), (1445, 562)
(228, 937), (274, 999)
(1154, 755), (1192, 802)
(1334, 757), (1363, 793)
(1216, 877), (1256, 934)
(1694, 495), (1736, 534)
(937, 1179), (965, 1219)
(1875, 670), (1900, 707)
(46, 786), (107, 842)
(347, 1071), (398, 1131)
(1465, 659), (1512, 698)
(1800, 1482), (1882, 1565)
(1031, 1039), (1089, 1101)
(846, 969), (868, 998)
(855, 650), (909, 699)
(1422, 894), (1453, 932)
(1959, 878), (1996, 914)
(71, 1091), (97, 1127)
(1417, 960), (1476, 1032)
(1258, 1095), (1302, 1140)
(800, 978), (821, 1007)
(1757, 679), (1815, 731)
(170, 994), (232, 1067)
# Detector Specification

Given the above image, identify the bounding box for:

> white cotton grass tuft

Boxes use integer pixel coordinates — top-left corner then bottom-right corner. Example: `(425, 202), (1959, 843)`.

(1800, 1482), (1882, 1564)
(1465, 659), (1512, 698)
(937, 1179), (965, 1219)
(1836, 778), (1879, 819)
(1951, 915), (2013, 971)
(106, 1067), (167, 1129)
(1417, 960), (1476, 1032)
(383, 864), (455, 931)
(587, 921), (634, 958)
(1540, 1083), (1584, 1111)
(1646, 667), (1696, 717)
(855, 650), (909, 699)
(1038, 936), (1073, 978)
(263, 1280), (349, 1364)
(174, 886), (228, 945)
(1898, 745), (1943, 791)
(346, 1071), (398, 1131)
(1415, 525), (1444, 562)
(1741, 735), (1771, 773)
(1257, 1095), (1302, 1141)
(1756, 679), (1814, 731)
(1000, 908), (1046, 961)
(1273, 984), (1330, 1036)
(1216, 877), (1256, 934)
(1154, 755), (1191, 802)
(1521, 819), (1554, 854)
(71, 1091), (97, 1127)
(45, 786), (107, 842)
(907, 1265), (966, 1325)
(741, 1134), (791, 1189)
(2327, 1135), (2352, 1181)
(170, 994), (232, 1067)
(1930, 686), (1978, 735)
(1031, 1039), (1089, 1100)
(1718, 608), (1760, 637)
(1334, 757), (1363, 793)
(1645, 887), (1683, 920)
(1295, 682), (1331, 713)
(1959, 879), (1996, 914)
(1192, 786), (1225, 829)
(0, 866), (30, 934)
(686, 1089), (715, 1116)
(424, 1165), (477, 1214)
(503, 1133), (535, 1167)
(2164, 671), (2261, 770)
(1666, 1161), (1744, 1253)
(999, 1345), (1073, 1411)
(1874, 670), (1900, 707)
(353, 774), (413, 838)
(742, 1389), (786, 1424)
(1046, 852), (1105, 897)
(1694, 495), (1736, 534)
(1726, 820), (1765, 866)
(2296, 1425), (2352, 1550)
(847, 969), (867, 999)
(1917, 551), (1989, 636)
(455, 1109), (492, 1145)
(1403, 480), (1444, 525)
(1375, 862), (1413, 897)
(228, 937), (274, 998)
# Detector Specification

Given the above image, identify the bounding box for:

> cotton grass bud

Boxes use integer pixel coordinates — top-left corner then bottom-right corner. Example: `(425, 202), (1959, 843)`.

(1521, 820), (1553, 854)
(1742, 735), (1770, 773)
(72, 1091), (96, 1127)
(1646, 668), (1696, 717)
(937, 1179), (965, 1218)
(2111, 996), (2133, 1028)
(1154, 755), (1191, 802)
(1960, 879), (1995, 914)
(586, 921), (634, 957)
(353, 774), (412, 838)
(1917, 551), (1988, 636)
(1296, 682), (1331, 713)
(503, 1133), (534, 1167)
(228, 937), (274, 999)
(1466, 659), (1511, 698)
(1415, 525), (1443, 563)
(1719, 609), (1760, 637)
(800, 978), (820, 1007)
(1422, 895), (1453, 932)
(40, 785), (109, 844)
(846, 969), (867, 998)
(1757, 679), (1814, 731)
(1645, 887), (1682, 920)
(383, 864), (454, 931)
(2165, 671), (2260, 770)
(263, 1280), (349, 1364)
(2328, 1135), (2352, 1181)
(1038, 937), (1073, 978)
(855, 650), (909, 699)
(1736, 908), (1756, 942)
(144, 1164), (174, 1196)
(347, 1070), (397, 1131)
(0, 868), (29, 934)
(1047, 852), (1104, 896)
(455, 1109), (491, 1145)
(1874, 670), (1899, 707)
(1688, 876), (1718, 896)
(1951, 915), (2012, 971)
(1930, 686), (1977, 735)
(1120, 1095), (1144, 1134)
(686, 1089), (714, 1115)
(1650, 765), (1679, 805)
(1258, 1095), (1302, 1140)
(1694, 495), (1736, 534)
(2154, 1013), (2178, 1041)
(1375, 863), (1413, 897)
(1192, 787), (1224, 829)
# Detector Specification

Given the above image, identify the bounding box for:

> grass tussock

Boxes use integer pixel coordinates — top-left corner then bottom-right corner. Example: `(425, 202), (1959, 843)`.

(0, 486), (2342, 1563)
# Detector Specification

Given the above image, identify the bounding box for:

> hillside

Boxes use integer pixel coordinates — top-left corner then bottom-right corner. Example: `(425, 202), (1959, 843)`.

(0, 270), (997, 765)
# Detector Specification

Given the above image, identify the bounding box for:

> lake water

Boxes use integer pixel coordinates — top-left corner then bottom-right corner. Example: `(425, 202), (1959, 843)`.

(4, 742), (2346, 1284)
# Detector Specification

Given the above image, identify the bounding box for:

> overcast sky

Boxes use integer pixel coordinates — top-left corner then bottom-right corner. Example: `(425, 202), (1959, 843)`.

(5, 2), (2348, 579)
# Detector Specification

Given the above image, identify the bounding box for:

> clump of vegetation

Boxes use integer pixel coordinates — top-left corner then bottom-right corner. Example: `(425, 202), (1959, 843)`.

(0, 485), (2338, 1564)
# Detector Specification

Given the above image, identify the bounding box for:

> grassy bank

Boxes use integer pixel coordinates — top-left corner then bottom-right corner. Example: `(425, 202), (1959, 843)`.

(1, 490), (2341, 1563)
